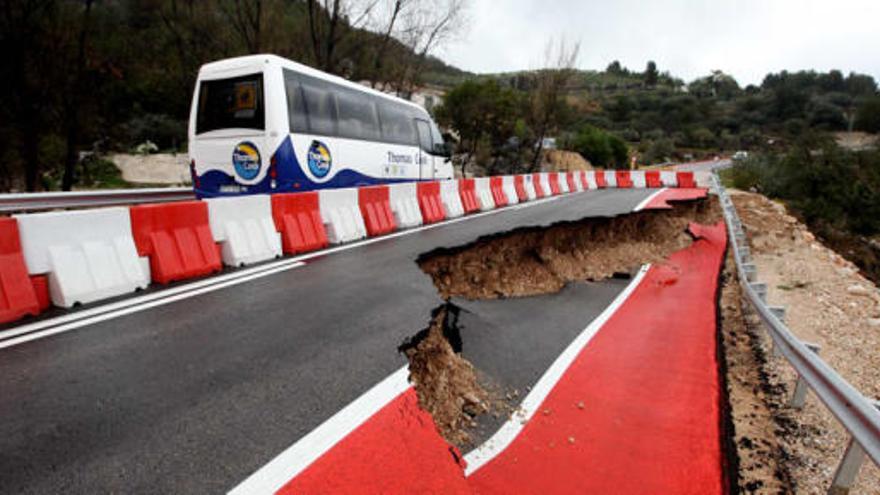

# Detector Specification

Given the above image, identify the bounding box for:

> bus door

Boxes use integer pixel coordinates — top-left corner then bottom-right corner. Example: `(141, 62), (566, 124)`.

(414, 119), (434, 180)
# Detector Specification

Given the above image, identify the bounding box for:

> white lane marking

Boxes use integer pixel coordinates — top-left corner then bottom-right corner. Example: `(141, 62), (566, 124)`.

(0, 259), (305, 343)
(0, 193), (569, 342)
(462, 265), (651, 476)
(226, 264), (651, 494)
(0, 262), (305, 350)
(633, 187), (667, 211)
(228, 366), (412, 495)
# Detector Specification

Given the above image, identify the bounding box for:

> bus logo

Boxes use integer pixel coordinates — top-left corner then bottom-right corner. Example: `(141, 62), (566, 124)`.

(308, 140), (332, 178)
(232, 142), (261, 180)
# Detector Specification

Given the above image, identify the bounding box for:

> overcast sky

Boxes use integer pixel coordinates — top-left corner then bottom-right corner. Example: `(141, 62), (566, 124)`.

(439, 0), (880, 86)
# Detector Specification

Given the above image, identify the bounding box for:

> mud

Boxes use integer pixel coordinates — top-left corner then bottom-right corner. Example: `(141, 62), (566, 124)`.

(418, 199), (721, 299)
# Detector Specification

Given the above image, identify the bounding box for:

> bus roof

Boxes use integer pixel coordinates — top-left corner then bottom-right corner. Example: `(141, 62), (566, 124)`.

(197, 54), (428, 114)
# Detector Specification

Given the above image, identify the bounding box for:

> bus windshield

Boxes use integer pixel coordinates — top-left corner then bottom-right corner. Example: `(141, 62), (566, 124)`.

(196, 73), (265, 134)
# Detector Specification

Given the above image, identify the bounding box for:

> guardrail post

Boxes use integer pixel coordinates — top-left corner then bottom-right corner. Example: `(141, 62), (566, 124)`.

(751, 282), (768, 302)
(828, 402), (880, 495)
(790, 342), (821, 408)
(768, 306), (786, 357)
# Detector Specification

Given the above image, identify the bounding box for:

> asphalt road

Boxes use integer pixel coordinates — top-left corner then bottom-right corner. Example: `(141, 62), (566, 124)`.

(0, 188), (655, 494)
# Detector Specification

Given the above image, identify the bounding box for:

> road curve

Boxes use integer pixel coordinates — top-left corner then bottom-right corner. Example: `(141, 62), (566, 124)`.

(0, 188), (655, 494)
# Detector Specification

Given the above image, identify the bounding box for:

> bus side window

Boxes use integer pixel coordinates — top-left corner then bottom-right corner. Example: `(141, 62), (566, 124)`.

(336, 88), (381, 141)
(300, 77), (337, 136)
(378, 101), (416, 146)
(283, 70), (308, 133)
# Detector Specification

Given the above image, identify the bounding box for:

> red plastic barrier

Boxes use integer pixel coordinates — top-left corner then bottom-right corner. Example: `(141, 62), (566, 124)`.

(595, 171), (608, 188)
(514, 175), (529, 201)
(458, 179), (480, 213)
(615, 170), (633, 188)
(489, 177), (509, 207)
(548, 173), (561, 195)
(31, 274), (50, 311)
(580, 171), (589, 190)
(531, 173), (546, 198)
(130, 201), (223, 284)
(416, 181), (446, 224)
(358, 185), (396, 236)
(271, 191), (330, 254)
(645, 170), (663, 188)
(0, 217), (41, 324)
(677, 171), (697, 188)
(566, 172), (578, 192)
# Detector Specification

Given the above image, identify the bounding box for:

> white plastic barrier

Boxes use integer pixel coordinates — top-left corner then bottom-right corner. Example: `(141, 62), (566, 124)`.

(474, 177), (496, 211)
(206, 195), (282, 267)
(660, 170), (678, 187)
(439, 180), (465, 218)
(557, 172), (570, 193)
(694, 170), (711, 188)
(501, 176), (520, 205)
(14, 207), (150, 307)
(585, 171), (599, 189)
(604, 170), (618, 188)
(571, 172), (584, 192)
(539, 173), (552, 196)
(523, 175), (537, 200)
(388, 182), (423, 228)
(318, 187), (368, 244)
(631, 170), (647, 188)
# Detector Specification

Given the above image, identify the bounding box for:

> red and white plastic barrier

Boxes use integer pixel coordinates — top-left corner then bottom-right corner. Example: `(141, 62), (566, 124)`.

(358, 185), (397, 236)
(319, 187), (368, 244)
(660, 170), (678, 187)
(501, 176), (519, 205)
(205, 195), (282, 267)
(130, 201), (222, 284)
(14, 207), (150, 307)
(474, 178), (496, 211)
(631, 170), (646, 188)
(440, 180), (465, 218)
(416, 182), (446, 225)
(556, 172), (569, 194)
(388, 182), (423, 229)
(271, 192), (329, 255)
(0, 217), (45, 323)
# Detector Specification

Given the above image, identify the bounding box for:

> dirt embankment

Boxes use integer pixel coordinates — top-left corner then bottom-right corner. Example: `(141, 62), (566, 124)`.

(418, 199), (721, 300)
(731, 191), (880, 494)
(405, 198), (721, 448)
(719, 251), (792, 494)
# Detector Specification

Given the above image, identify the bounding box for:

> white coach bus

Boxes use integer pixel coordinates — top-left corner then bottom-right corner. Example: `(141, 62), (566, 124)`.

(187, 54), (453, 197)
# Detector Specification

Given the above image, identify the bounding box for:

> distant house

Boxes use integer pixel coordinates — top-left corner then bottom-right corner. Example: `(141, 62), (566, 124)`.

(358, 81), (446, 112)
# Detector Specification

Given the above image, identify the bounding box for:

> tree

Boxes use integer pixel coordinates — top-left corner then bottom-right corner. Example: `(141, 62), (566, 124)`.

(433, 79), (521, 176)
(566, 125), (628, 169)
(644, 60), (658, 87)
(527, 38), (579, 171)
(855, 97), (880, 133)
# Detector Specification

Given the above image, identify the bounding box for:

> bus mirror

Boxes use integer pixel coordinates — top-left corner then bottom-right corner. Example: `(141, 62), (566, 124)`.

(434, 142), (452, 158)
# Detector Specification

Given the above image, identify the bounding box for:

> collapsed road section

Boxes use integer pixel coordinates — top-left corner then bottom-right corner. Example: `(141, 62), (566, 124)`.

(258, 195), (733, 494)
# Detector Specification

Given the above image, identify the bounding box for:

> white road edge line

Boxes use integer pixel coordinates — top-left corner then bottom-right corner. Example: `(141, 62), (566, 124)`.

(228, 366), (411, 495)
(0, 262), (305, 350)
(0, 193), (569, 342)
(226, 264), (651, 494)
(633, 187), (667, 212)
(462, 264), (651, 476)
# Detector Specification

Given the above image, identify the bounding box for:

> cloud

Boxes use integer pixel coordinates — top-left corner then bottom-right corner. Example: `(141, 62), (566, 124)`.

(439, 0), (880, 85)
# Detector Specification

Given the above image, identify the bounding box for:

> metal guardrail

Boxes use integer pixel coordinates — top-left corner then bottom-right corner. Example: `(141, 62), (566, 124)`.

(0, 188), (195, 213)
(711, 173), (880, 494)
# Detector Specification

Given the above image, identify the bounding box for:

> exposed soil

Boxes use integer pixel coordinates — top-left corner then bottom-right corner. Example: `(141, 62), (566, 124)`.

(732, 191), (880, 494)
(419, 199), (721, 299)
(399, 306), (493, 447)
(719, 251), (792, 494)
(406, 197), (723, 450)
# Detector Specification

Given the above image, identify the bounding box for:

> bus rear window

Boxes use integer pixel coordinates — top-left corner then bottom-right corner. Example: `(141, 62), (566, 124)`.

(196, 74), (265, 134)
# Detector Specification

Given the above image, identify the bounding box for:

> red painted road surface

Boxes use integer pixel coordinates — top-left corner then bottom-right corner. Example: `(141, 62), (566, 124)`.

(644, 188), (709, 210)
(276, 220), (728, 494)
